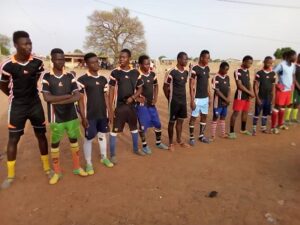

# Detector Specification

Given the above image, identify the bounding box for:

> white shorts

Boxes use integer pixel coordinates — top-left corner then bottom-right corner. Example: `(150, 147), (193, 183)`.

(191, 97), (209, 117)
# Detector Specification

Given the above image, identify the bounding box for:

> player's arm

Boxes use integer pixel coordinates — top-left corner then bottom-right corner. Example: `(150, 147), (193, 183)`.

(0, 66), (11, 96)
(0, 81), (10, 96)
(163, 70), (172, 100)
(78, 92), (89, 128)
(52, 91), (80, 104)
(153, 83), (159, 105)
(42, 92), (72, 103)
(108, 86), (115, 123)
(236, 80), (253, 97)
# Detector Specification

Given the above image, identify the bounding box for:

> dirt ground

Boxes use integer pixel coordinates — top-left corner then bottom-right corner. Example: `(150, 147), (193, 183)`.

(0, 62), (300, 225)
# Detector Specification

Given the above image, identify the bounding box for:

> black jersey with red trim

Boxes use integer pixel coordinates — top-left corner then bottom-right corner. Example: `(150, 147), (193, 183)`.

(212, 74), (230, 108)
(109, 68), (143, 107)
(295, 65), (300, 93)
(191, 65), (210, 98)
(255, 70), (276, 101)
(42, 72), (78, 123)
(0, 55), (44, 104)
(138, 71), (158, 105)
(234, 68), (251, 100)
(77, 73), (108, 120)
(165, 67), (188, 104)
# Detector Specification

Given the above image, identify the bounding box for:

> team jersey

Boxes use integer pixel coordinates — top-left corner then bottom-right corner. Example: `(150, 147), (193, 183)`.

(0, 55), (44, 104)
(190, 65), (210, 98)
(212, 74), (230, 108)
(109, 68), (143, 107)
(234, 68), (251, 100)
(77, 72), (108, 120)
(255, 70), (276, 101)
(42, 71), (78, 123)
(295, 64), (300, 93)
(164, 67), (189, 104)
(273, 61), (296, 92)
(138, 71), (158, 105)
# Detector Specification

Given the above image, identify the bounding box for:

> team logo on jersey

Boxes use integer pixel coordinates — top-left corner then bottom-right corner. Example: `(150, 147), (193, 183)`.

(147, 79), (150, 83)
(266, 76), (269, 79)
(125, 75), (129, 79)
(224, 81), (227, 84)
(181, 76), (184, 80)
(58, 82), (63, 87)
(23, 70), (29, 74)
(96, 81), (100, 85)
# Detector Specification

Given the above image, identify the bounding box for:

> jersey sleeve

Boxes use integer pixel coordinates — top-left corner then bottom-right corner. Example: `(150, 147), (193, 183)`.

(164, 69), (173, 84)
(36, 60), (45, 78)
(136, 74), (144, 87)
(0, 61), (11, 82)
(212, 76), (218, 90)
(190, 66), (197, 79)
(234, 70), (242, 81)
(102, 77), (108, 93)
(255, 72), (261, 82)
(77, 76), (85, 93)
(153, 73), (158, 85)
(70, 74), (79, 93)
(41, 73), (50, 93)
(109, 70), (117, 86)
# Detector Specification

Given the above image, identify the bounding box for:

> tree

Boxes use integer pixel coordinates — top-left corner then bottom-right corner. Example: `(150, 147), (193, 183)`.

(158, 55), (166, 62)
(85, 7), (146, 64)
(74, 49), (83, 54)
(0, 34), (11, 56)
(274, 47), (293, 59)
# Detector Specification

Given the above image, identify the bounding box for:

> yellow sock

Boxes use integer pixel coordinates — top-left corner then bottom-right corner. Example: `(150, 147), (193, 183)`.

(7, 160), (16, 179)
(285, 108), (292, 121)
(70, 142), (80, 170)
(292, 108), (299, 120)
(41, 155), (50, 173)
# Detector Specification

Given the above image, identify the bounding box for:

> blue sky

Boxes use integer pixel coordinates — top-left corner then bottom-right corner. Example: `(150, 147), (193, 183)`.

(0, 0), (299, 59)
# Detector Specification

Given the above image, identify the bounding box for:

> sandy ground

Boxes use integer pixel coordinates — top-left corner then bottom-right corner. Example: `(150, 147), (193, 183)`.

(0, 62), (300, 225)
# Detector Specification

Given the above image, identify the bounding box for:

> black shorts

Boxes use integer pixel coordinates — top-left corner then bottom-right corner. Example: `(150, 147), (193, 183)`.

(8, 99), (46, 136)
(169, 100), (187, 122)
(85, 118), (109, 140)
(112, 104), (137, 133)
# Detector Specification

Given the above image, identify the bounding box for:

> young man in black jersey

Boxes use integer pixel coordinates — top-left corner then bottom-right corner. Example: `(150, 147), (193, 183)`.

(252, 56), (276, 135)
(189, 50), (211, 145)
(42, 48), (88, 184)
(0, 31), (50, 189)
(77, 53), (113, 175)
(136, 55), (168, 154)
(163, 52), (190, 151)
(108, 49), (145, 164)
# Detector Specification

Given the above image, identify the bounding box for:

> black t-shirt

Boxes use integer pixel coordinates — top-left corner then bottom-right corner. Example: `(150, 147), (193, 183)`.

(77, 73), (108, 120)
(212, 74), (230, 107)
(255, 70), (276, 101)
(295, 65), (300, 93)
(42, 72), (78, 123)
(0, 55), (44, 105)
(191, 65), (210, 98)
(109, 68), (143, 107)
(138, 71), (158, 105)
(165, 67), (188, 104)
(234, 68), (251, 100)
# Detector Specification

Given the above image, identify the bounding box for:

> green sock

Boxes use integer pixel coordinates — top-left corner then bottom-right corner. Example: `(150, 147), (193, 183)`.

(285, 108), (292, 121)
(292, 108), (298, 120)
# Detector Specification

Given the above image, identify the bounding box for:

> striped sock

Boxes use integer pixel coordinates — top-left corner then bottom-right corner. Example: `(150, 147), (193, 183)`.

(199, 122), (206, 139)
(139, 130), (147, 148)
(51, 147), (61, 174)
(279, 108), (285, 126)
(210, 121), (217, 138)
(219, 120), (226, 137)
(154, 129), (162, 146)
(189, 125), (195, 141)
(271, 109), (278, 128)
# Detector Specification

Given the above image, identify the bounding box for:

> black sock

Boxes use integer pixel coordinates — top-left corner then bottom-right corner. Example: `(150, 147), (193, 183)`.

(139, 131), (147, 147)
(230, 125), (234, 133)
(189, 125), (194, 140)
(199, 122), (206, 139)
(155, 129), (161, 145)
(241, 121), (246, 131)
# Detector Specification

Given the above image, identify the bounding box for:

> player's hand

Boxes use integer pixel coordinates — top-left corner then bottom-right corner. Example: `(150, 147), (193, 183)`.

(126, 96), (134, 104)
(136, 96), (145, 104)
(190, 101), (196, 110)
(256, 98), (262, 106)
(249, 92), (255, 98)
(226, 98), (231, 105)
(81, 118), (89, 129)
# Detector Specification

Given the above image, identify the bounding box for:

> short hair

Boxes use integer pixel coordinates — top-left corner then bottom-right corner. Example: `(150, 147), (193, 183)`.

(242, 55), (253, 62)
(200, 50), (210, 57)
(264, 56), (273, 61)
(13, 31), (29, 44)
(286, 50), (296, 59)
(177, 51), (187, 60)
(84, 52), (97, 62)
(50, 48), (64, 56)
(121, 49), (131, 57)
(138, 55), (150, 64)
(220, 61), (229, 70)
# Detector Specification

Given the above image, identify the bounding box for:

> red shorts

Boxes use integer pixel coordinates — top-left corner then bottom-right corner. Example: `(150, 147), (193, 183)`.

(275, 90), (291, 106)
(233, 99), (250, 112)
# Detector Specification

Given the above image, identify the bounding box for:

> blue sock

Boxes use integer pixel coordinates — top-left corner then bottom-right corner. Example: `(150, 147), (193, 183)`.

(261, 116), (267, 127)
(131, 131), (139, 152)
(109, 133), (117, 157)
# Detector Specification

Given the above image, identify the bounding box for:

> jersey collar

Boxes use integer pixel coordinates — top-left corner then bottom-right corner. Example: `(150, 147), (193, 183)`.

(87, 70), (100, 78)
(11, 54), (34, 65)
(50, 68), (67, 78)
(175, 66), (186, 73)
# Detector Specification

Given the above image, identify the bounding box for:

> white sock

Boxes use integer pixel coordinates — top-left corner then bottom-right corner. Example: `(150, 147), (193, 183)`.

(83, 138), (93, 165)
(97, 132), (107, 159)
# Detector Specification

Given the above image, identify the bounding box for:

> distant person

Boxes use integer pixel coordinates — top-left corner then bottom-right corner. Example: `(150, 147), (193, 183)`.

(163, 52), (190, 151)
(108, 49), (145, 164)
(272, 50), (297, 131)
(42, 48), (88, 185)
(291, 53), (300, 123)
(189, 50), (211, 145)
(136, 55), (168, 154)
(229, 55), (255, 139)
(252, 56), (276, 135)
(77, 53), (114, 175)
(210, 61), (231, 141)
(0, 31), (50, 189)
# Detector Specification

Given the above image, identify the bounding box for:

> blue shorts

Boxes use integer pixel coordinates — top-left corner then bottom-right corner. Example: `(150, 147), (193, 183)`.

(85, 118), (109, 140)
(136, 105), (161, 132)
(191, 97), (209, 117)
(254, 99), (272, 117)
(213, 106), (228, 118)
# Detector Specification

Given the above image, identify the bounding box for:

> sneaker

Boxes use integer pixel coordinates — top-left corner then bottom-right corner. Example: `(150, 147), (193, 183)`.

(142, 146), (152, 155)
(101, 158), (114, 168)
(189, 139), (195, 146)
(156, 143), (168, 150)
(73, 168), (88, 177)
(252, 129), (257, 136)
(49, 173), (62, 185)
(209, 137), (215, 142)
(86, 164), (95, 175)
(279, 124), (289, 130)
(134, 149), (146, 156)
(240, 130), (252, 136)
(110, 156), (117, 165)
(228, 132), (237, 139)
(46, 169), (54, 179)
(199, 136), (210, 144)
(271, 128), (280, 134)
(1, 178), (14, 189)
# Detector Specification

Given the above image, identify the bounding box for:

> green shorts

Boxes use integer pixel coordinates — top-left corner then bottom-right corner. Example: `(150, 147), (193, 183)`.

(50, 119), (81, 144)
(293, 90), (300, 104)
